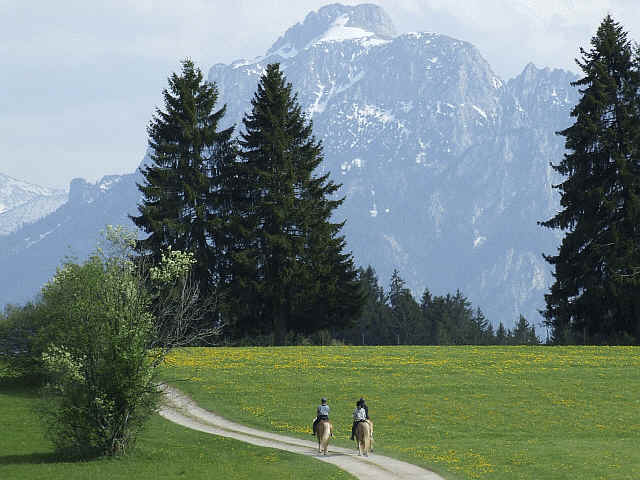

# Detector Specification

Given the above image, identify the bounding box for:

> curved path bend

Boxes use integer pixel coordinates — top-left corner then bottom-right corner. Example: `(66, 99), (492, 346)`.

(159, 385), (444, 480)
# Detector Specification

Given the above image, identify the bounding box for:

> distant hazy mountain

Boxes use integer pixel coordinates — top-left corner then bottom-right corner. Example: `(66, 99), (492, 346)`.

(0, 3), (576, 329)
(0, 173), (67, 236)
(0, 173), (141, 306)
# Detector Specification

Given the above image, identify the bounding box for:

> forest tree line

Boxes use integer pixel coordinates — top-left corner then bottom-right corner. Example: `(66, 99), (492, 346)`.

(336, 267), (540, 346)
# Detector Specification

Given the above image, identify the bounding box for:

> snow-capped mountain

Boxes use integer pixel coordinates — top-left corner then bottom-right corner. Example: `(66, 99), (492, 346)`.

(0, 173), (67, 236)
(0, 172), (141, 306)
(0, 3), (577, 329)
(209, 3), (577, 327)
(266, 3), (396, 57)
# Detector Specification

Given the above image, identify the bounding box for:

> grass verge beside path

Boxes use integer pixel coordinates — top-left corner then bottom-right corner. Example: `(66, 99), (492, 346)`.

(160, 345), (640, 480)
(0, 375), (355, 480)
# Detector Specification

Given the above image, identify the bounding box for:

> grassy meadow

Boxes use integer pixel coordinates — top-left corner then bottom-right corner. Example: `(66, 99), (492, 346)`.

(161, 346), (640, 480)
(0, 374), (355, 480)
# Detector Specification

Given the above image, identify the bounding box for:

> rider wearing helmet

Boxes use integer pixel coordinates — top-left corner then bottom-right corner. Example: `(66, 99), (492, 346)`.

(358, 397), (369, 419)
(312, 397), (330, 435)
(351, 397), (370, 440)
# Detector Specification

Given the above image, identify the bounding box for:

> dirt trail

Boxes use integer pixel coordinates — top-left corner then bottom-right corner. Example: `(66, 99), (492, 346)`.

(159, 385), (444, 480)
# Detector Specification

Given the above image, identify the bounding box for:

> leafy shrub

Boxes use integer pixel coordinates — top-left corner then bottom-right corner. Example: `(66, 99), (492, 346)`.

(37, 226), (212, 457)
(39, 249), (158, 457)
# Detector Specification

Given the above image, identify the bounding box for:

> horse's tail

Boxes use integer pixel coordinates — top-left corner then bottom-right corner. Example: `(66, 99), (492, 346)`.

(356, 421), (371, 454)
(318, 421), (331, 448)
(363, 422), (371, 452)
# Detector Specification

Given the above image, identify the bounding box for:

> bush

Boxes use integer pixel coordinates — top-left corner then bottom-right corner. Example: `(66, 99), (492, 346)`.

(37, 226), (216, 457)
(39, 248), (158, 457)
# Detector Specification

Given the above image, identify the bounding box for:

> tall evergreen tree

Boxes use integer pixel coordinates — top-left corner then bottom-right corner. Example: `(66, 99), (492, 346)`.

(470, 307), (490, 345)
(540, 16), (640, 344)
(496, 322), (508, 345)
(419, 288), (433, 345)
(438, 290), (474, 345)
(485, 322), (496, 344)
(388, 269), (420, 345)
(342, 266), (389, 345)
(131, 59), (235, 297)
(230, 63), (362, 343)
(512, 315), (540, 345)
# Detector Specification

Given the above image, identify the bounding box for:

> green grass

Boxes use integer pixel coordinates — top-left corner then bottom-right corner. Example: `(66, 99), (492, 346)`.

(0, 375), (355, 480)
(160, 345), (640, 480)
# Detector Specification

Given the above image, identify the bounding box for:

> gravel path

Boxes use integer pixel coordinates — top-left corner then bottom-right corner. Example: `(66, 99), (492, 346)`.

(159, 385), (444, 480)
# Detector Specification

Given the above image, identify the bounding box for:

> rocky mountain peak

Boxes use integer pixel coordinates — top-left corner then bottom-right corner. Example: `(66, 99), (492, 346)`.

(267, 3), (396, 58)
(505, 62), (578, 124)
(510, 62), (576, 88)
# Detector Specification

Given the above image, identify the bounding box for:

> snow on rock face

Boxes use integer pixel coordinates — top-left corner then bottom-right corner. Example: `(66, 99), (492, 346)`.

(0, 194), (67, 236)
(313, 14), (374, 44)
(266, 3), (396, 58)
(0, 173), (61, 211)
(0, 173), (68, 236)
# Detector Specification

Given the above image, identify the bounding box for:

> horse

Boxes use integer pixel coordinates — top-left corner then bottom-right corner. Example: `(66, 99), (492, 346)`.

(354, 420), (372, 456)
(316, 419), (332, 455)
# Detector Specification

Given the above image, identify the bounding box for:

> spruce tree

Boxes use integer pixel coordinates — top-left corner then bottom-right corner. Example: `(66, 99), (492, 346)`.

(485, 322), (496, 344)
(342, 266), (388, 345)
(496, 322), (508, 345)
(231, 63), (362, 343)
(131, 59), (235, 297)
(470, 307), (489, 345)
(512, 315), (540, 345)
(388, 269), (420, 345)
(419, 288), (433, 345)
(540, 16), (640, 344)
(444, 290), (474, 344)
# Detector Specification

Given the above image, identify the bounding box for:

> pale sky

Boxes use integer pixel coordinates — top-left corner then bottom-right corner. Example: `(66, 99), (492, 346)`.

(1, 0), (638, 189)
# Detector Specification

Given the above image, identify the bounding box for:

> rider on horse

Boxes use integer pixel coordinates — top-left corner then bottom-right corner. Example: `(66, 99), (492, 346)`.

(351, 397), (369, 440)
(312, 397), (330, 435)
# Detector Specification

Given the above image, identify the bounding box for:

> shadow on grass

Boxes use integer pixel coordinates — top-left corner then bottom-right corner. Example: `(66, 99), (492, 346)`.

(0, 376), (43, 400)
(0, 450), (106, 466)
(0, 452), (62, 465)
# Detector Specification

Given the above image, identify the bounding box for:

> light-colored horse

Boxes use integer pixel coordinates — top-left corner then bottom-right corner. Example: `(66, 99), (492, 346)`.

(355, 420), (372, 456)
(316, 420), (332, 455)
